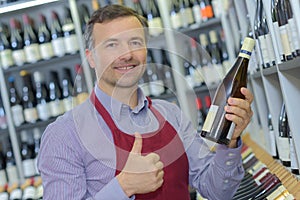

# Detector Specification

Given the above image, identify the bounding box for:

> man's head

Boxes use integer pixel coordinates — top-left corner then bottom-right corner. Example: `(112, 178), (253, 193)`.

(84, 4), (148, 51)
(85, 4), (149, 96)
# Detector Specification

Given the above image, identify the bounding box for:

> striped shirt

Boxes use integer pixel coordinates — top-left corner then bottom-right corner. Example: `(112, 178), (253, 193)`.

(37, 86), (244, 200)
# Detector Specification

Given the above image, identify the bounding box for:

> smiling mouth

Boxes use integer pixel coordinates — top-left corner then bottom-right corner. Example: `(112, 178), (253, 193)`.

(115, 65), (135, 70)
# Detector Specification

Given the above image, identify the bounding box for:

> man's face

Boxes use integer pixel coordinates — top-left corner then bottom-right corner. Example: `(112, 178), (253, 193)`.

(87, 16), (147, 92)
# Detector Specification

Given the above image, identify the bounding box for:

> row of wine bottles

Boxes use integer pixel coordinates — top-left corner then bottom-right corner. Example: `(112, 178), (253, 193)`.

(267, 103), (299, 176)
(6, 65), (89, 127)
(0, 6), (81, 69)
(0, 0), (17, 6)
(253, 0), (300, 70)
(183, 29), (230, 88)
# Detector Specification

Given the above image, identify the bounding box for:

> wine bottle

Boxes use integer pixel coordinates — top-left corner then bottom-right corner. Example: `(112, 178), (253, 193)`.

(22, 14), (41, 63)
(62, 7), (80, 54)
(278, 103), (291, 167)
(0, 24), (14, 69)
(80, 4), (90, 33)
(0, 152), (7, 187)
(199, 0), (214, 22)
(8, 76), (25, 127)
(209, 30), (225, 79)
(146, 0), (163, 36)
(267, 113), (279, 159)
(48, 71), (65, 117)
(38, 14), (54, 60)
(170, 0), (182, 30)
(277, 0), (293, 61)
(192, 0), (202, 25)
(20, 130), (36, 179)
(271, 0), (285, 62)
(0, 184), (8, 200)
(179, 0), (194, 28)
(62, 67), (76, 111)
(190, 38), (204, 87)
(287, 121), (299, 175)
(50, 11), (66, 57)
(132, 0), (147, 19)
(0, 95), (7, 130)
(200, 37), (255, 145)
(10, 18), (26, 67)
(74, 64), (89, 104)
(5, 140), (19, 184)
(7, 183), (22, 200)
(33, 128), (41, 176)
(261, 12), (276, 67)
(195, 97), (206, 132)
(92, 0), (101, 11)
(20, 70), (38, 124)
(21, 178), (36, 200)
(33, 71), (51, 121)
(161, 49), (175, 94)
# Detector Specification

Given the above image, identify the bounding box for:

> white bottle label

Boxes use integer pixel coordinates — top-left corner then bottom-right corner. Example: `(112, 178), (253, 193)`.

(52, 38), (66, 57)
(269, 130), (277, 157)
(149, 80), (164, 97)
(171, 13), (182, 30)
(22, 159), (36, 178)
(272, 22), (284, 60)
(202, 105), (218, 132)
(35, 184), (43, 199)
(40, 42), (54, 60)
(12, 49), (26, 66)
(148, 17), (164, 36)
(277, 137), (290, 162)
(6, 165), (19, 184)
(289, 137), (299, 170)
(24, 107), (38, 123)
(192, 5), (202, 24)
(49, 100), (64, 117)
(288, 18), (300, 51)
(265, 33), (276, 65)
(63, 97), (74, 112)
(279, 25), (292, 57)
(23, 186), (36, 199)
(11, 104), (24, 127)
(24, 43), (41, 63)
(9, 188), (22, 199)
(185, 7), (194, 25)
(0, 169), (7, 186)
(64, 34), (79, 54)
(0, 49), (14, 69)
(258, 35), (270, 66)
(37, 103), (50, 121)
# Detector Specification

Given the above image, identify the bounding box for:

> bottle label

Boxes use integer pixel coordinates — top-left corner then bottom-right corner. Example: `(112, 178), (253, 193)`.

(52, 38), (66, 57)
(49, 100), (65, 117)
(288, 18), (300, 51)
(36, 184), (43, 198)
(37, 103), (50, 121)
(64, 34), (79, 54)
(194, 67), (204, 86)
(171, 13), (182, 30)
(40, 42), (54, 60)
(11, 104), (24, 127)
(23, 186), (36, 199)
(0, 169), (7, 186)
(279, 25), (292, 57)
(22, 159), (36, 178)
(0, 192), (8, 200)
(9, 188), (22, 199)
(149, 80), (164, 97)
(201, 5), (213, 19)
(186, 7), (194, 25)
(63, 97), (74, 112)
(265, 33), (276, 65)
(266, 185), (286, 200)
(24, 43), (41, 63)
(269, 130), (277, 158)
(289, 137), (299, 170)
(192, 5), (202, 24)
(239, 37), (255, 59)
(24, 107), (38, 123)
(0, 49), (14, 69)
(62, 23), (75, 32)
(277, 137), (290, 162)
(202, 105), (218, 132)
(6, 165), (19, 184)
(12, 49), (26, 66)
(148, 17), (164, 36)
(272, 22), (284, 61)
(258, 35), (270, 67)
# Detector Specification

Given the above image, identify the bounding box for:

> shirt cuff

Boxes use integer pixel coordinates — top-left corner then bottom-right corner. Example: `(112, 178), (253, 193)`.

(214, 139), (243, 171)
(94, 177), (135, 200)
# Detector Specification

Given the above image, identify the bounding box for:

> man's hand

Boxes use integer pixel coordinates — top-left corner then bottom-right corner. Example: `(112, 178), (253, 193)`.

(225, 87), (254, 148)
(117, 132), (164, 197)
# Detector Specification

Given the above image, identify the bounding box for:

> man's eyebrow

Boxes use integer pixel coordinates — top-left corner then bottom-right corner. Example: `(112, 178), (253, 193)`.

(130, 36), (144, 41)
(101, 38), (119, 45)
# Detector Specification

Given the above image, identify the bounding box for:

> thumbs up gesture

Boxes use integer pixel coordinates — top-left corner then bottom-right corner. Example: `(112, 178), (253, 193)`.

(117, 132), (164, 197)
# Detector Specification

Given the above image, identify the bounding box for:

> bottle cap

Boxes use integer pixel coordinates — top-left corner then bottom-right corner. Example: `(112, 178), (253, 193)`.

(239, 37), (255, 59)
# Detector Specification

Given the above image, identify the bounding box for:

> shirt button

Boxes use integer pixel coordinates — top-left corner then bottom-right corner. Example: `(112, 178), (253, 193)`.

(228, 153), (235, 157)
(224, 179), (229, 183)
(226, 161), (233, 166)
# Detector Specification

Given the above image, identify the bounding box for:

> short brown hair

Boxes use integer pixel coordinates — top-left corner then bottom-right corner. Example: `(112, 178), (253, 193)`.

(84, 4), (149, 50)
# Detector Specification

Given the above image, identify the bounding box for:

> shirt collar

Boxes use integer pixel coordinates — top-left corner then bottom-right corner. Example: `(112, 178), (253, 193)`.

(94, 86), (148, 120)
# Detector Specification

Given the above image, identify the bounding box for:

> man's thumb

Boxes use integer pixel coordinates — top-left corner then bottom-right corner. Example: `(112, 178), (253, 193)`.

(131, 132), (142, 154)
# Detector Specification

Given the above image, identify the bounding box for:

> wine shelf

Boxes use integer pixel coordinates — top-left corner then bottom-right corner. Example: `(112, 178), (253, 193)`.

(3, 53), (81, 74)
(242, 133), (300, 199)
(262, 66), (277, 76)
(278, 57), (300, 72)
(251, 70), (262, 79)
(15, 118), (56, 132)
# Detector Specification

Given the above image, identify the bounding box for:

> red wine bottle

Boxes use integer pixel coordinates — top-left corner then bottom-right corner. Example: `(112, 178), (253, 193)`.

(201, 37), (255, 145)
(50, 11), (66, 57)
(10, 18), (26, 66)
(37, 14), (54, 60)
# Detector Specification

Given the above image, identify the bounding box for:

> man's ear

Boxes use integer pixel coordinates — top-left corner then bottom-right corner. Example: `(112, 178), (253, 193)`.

(86, 49), (96, 69)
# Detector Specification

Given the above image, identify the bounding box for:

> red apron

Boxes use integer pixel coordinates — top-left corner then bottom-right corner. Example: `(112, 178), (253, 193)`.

(90, 91), (190, 199)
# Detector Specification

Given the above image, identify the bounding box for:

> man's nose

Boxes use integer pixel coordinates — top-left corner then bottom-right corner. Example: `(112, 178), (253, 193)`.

(118, 44), (133, 60)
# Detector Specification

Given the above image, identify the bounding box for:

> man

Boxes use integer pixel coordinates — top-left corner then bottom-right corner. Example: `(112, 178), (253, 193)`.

(38, 4), (254, 200)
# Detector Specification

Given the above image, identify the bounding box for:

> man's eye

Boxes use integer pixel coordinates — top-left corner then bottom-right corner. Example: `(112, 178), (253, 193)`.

(130, 40), (144, 47)
(106, 43), (117, 48)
